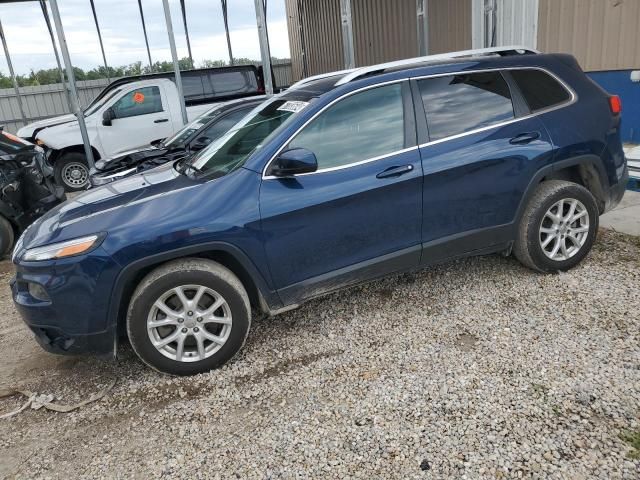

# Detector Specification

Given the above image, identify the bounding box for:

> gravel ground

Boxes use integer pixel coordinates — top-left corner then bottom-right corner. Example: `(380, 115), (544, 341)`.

(0, 228), (638, 479)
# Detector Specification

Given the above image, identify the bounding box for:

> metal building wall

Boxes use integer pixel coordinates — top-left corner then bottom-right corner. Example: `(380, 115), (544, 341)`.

(351, 0), (418, 66)
(285, 0), (344, 81)
(0, 79), (108, 134)
(471, 0), (538, 49)
(428, 0), (472, 54)
(538, 0), (640, 71)
(285, 0), (475, 81)
(496, 0), (538, 48)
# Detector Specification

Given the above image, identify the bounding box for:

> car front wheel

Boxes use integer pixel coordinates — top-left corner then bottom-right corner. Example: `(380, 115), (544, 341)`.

(514, 180), (599, 272)
(126, 258), (251, 375)
(54, 152), (90, 192)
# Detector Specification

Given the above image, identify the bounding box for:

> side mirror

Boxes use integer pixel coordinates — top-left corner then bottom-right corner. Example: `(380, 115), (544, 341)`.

(191, 136), (212, 151)
(270, 148), (318, 177)
(102, 108), (115, 126)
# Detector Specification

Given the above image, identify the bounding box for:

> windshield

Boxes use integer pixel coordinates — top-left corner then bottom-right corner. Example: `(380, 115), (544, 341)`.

(84, 88), (123, 116)
(163, 106), (224, 148)
(189, 94), (314, 177)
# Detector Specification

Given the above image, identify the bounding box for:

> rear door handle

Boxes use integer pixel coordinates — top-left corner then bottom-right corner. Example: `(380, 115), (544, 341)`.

(154, 118), (169, 123)
(376, 164), (414, 179)
(509, 131), (541, 145)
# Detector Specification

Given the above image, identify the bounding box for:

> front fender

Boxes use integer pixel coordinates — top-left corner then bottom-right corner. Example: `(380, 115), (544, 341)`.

(107, 241), (282, 334)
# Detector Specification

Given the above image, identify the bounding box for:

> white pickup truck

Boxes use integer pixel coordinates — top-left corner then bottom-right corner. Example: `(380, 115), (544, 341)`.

(18, 66), (267, 191)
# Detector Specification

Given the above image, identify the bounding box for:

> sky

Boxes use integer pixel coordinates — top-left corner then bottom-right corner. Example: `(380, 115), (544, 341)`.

(0, 0), (291, 76)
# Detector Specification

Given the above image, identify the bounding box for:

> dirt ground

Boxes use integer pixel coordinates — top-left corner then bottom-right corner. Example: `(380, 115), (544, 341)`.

(0, 229), (638, 479)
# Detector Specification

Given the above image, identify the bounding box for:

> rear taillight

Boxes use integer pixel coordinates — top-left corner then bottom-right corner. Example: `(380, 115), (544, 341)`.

(609, 95), (622, 115)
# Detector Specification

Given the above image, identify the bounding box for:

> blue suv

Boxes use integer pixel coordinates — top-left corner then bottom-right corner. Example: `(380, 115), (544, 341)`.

(11, 47), (628, 375)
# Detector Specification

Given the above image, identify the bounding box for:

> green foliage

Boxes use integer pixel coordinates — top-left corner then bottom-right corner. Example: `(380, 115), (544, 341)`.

(620, 430), (640, 459)
(0, 56), (289, 88)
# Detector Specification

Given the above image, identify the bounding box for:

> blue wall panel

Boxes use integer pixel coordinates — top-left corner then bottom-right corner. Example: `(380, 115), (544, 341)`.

(587, 70), (640, 144)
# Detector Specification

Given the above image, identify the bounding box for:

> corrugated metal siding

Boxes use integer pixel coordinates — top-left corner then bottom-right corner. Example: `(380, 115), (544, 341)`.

(428, 0), (472, 53)
(285, 0), (304, 81)
(538, 0), (640, 71)
(285, 0), (344, 80)
(352, 0), (417, 66)
(0, 79), (108, 133)
(495, 0), (538, 48)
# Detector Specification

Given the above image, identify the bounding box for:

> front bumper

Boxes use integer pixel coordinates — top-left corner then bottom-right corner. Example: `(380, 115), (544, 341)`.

(11, 246), (121, 356)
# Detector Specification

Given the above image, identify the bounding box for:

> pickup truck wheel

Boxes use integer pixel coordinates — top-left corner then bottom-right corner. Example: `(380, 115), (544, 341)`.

(0, 216), (14, 258)
(514, 180), (598, 273)
(54, 153), (90, 192)
(126, 258), (251, 376)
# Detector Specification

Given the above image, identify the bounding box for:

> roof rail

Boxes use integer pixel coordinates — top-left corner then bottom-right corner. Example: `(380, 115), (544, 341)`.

(289, 68), (358, 90)
(334, 45), (539, 86)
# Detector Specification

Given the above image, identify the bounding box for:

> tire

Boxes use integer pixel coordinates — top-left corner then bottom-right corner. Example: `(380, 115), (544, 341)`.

(126, 258), (251, 376)
(0, 216), (14, 258)
(514, 180), (599, 273)
(54, 152), (90, 192)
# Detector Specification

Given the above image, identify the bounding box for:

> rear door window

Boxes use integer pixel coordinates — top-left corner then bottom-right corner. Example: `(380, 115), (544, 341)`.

(112, 86), (163, 119)
(417, 71), (514, 141)
(510, 69), (572, 112)
(288, 83), (406, 170)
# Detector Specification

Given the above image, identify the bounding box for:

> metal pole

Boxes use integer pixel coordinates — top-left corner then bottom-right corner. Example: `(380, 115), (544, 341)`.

(162, 0), (188, 125)
(49, 0), (95, 169)
(340, 0), (355, 69)
(0, 18), (27, 125)
(416, 0), (428, 56)
(221, 0), (233, 65)
(40, 0), (71, 110)
(89, 0), (110, 82)
(137, 0), (153, 71)
(297, 0), (308, 78)
(179, 0), (194, 68)
(253, 0), (273, 95)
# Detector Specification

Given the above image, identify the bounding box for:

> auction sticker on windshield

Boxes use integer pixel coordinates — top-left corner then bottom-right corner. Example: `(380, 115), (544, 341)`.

(277, 101), (309, 113)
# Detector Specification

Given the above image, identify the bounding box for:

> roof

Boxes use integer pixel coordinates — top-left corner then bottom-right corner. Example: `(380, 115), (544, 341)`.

(289, 46), (539, 93)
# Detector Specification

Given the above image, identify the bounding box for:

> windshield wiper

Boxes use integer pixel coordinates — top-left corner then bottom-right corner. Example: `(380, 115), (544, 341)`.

(176, 157), (202, 175)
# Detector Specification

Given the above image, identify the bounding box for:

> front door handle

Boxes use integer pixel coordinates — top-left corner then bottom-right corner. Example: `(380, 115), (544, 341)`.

(509, 131), (541, 145)
(154, 118), (169, 123)
(376, 164), (414, 179)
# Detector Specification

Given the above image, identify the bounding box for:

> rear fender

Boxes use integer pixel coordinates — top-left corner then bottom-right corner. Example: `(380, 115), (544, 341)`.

(514, 155), (609, 224)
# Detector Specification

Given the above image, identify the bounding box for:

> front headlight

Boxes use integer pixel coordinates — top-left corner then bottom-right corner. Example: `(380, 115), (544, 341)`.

(22, 234), (103, 261)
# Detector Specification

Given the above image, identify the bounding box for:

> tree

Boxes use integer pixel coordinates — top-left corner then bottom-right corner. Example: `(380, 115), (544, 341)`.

(0, 55), (286, 88)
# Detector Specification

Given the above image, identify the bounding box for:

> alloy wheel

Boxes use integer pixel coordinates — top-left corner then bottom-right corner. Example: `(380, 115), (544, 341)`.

(539, 198), (590, 261)
(147, 285), (232, 363)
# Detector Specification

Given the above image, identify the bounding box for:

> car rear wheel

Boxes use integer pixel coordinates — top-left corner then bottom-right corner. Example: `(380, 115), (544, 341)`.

(514, 180), (599, 272)
(0, 216), (14, 258)
(54, 152), (90, 192)
(126, 258), (251, 375)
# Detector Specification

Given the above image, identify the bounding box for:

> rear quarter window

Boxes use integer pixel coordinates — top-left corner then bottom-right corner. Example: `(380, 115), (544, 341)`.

(510, 69), (572, 112)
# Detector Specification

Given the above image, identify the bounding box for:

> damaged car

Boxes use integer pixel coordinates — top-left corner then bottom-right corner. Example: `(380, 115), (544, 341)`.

(0, 128), (65, 257)
(89, 97), (264, 187)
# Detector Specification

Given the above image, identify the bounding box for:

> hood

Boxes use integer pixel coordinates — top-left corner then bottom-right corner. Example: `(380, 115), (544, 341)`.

(95, 145), (172, 172)
(20, 161), (196, 249)
(16, 114), (77, 139)
(35, 120), (87, 151)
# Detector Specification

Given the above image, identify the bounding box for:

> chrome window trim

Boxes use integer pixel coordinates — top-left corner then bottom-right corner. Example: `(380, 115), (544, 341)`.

(414, 66), (577, 148)
(262, 79), (408, 179)
(262, 67), (576, 179)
